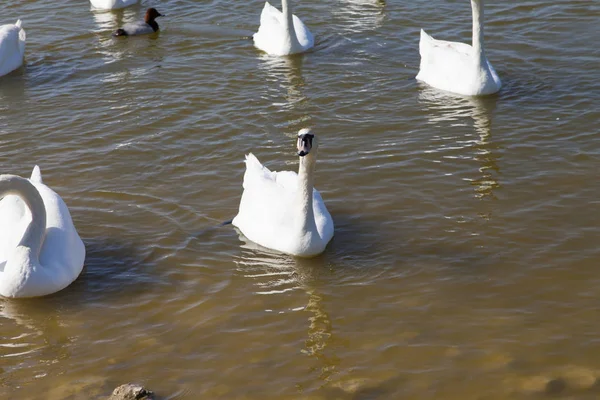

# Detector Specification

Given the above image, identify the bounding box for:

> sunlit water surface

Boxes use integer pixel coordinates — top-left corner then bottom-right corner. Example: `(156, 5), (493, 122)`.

(1, 0), (600, 399)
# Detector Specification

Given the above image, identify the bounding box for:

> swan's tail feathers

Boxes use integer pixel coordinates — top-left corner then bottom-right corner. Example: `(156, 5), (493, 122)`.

(419, 29), (434, 52)
(30, 165), (43, 184)
(243, 153), (274, 189)
(245, 153), (272, 176)
(15, 19), (22, 29)
(259, 2), (279, 26)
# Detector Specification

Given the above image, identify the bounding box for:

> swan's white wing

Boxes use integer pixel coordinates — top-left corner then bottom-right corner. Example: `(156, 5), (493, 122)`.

(233, 154), (299, 248)
(312, 190), (334, 243)
(0, 195), (28, 268)
(292, 14), (314, 50)
(27, 173), (86, 289)
(0, 21), (25, 77)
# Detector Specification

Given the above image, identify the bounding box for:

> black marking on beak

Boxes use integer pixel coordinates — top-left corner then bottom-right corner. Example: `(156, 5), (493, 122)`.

(297, 132), (314, 157)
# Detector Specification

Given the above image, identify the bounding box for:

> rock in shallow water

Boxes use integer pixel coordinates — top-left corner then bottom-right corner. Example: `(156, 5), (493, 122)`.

(108, 383), (154, 400)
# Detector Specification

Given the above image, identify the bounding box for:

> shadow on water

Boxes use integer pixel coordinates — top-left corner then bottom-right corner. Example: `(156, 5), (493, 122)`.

(323, 209), (391, 266)
(65, 236), (165, 302)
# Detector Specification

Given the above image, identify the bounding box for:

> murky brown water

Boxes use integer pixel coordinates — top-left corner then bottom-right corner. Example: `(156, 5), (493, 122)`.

(1, 0), (600, 399)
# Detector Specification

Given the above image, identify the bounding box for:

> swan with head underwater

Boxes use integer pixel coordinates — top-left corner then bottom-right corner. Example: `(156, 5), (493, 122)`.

(90, 0), (139, 10)
(0, 166), (85, 298)
(254, 0), (314, 56)
(232, 129), (334, 257)
(0, 19), (26, 78)
(113, 8), (164, 37)
(416, 0), (501, 96)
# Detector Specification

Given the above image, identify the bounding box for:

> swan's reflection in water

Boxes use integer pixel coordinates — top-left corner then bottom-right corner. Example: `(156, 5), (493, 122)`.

(91, 8), (128, 67)
(234, 233), (338, 381)
(257, 54), (311, 123)
(419, 87), (500, 205)
(0, 299), (66, 363)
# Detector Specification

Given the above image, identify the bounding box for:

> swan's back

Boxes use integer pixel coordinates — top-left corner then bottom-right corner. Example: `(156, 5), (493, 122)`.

(416, 29), (501, 96)
(417, 29), (478, 95)
(0, 20), (26, 78)
(235, 154), (296, 232)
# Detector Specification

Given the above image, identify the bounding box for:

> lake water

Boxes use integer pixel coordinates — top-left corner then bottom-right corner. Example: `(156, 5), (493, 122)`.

(1, 0), (600, 399)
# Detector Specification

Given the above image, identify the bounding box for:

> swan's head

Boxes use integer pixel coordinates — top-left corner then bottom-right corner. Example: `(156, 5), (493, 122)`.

(297, 128), (316, 157)
(145, 8), (164, 23)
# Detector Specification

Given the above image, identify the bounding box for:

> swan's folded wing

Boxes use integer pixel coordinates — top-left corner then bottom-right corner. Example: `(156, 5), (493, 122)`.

(0, 195), (29, 264)
(312, 189), (334, 241)
(292, 14), (314, 49)
(0, 25), (20, 61)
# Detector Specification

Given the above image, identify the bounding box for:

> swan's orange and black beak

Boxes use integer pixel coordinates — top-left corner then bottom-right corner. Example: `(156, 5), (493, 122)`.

(297, 132), (314, 157)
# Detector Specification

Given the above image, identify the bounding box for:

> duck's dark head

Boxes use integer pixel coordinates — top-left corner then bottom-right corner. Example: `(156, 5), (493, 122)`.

(297, 128), (316, 157)
(145, 8), (164, 23)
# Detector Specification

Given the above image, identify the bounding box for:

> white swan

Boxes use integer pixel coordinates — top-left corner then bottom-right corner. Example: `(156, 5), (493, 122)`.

(90, 0), (140, 10)
(0, 20), (26, 78)
(253, 1), (314, 56)
(0, 166), (85, 298)
(416, 0), (501, 96)
(232, 129), (334, 257)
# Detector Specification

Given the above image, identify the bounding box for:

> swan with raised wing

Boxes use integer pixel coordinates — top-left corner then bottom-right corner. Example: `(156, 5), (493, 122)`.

(254, 0), (314, 56)
(416, 0), (501, 96)
(232, 129), (333, 257)
(0, 167), (85, 298)
(0, 20), (26, 78)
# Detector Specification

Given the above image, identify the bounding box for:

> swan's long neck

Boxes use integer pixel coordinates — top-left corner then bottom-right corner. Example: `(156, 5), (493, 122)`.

(0, 175), (46, 260)
(471, 0), (486, 67)
(297, 152), (317, 233)
(282, 0), (301, 51)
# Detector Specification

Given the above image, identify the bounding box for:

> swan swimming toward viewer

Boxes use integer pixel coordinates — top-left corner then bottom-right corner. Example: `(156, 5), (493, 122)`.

(0, 20), (26, 78)
(416, 0), (501, 96)
(254, 1), (314, 56)
(232, 129), (334, 257)
(113, 8), (164, 37)
(0, 167), (85, 298)
(90, 0), (140, 10)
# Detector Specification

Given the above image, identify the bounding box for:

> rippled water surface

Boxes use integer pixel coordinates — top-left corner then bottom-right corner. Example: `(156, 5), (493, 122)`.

(1, 0), (600, 398)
